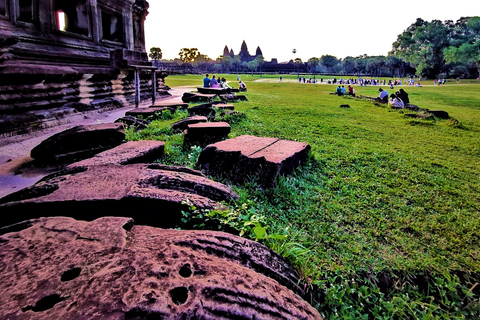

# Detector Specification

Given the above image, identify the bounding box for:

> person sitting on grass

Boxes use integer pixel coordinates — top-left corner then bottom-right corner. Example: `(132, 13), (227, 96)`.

(388, 94), (404, 109)
(335, 86), (343, 95)
(377, 88), (389, 103)
(347, 85), (355, 97)
(220, 78), (232, 94)
(397, 89), (409, 104)
(239, 81), (247, 91)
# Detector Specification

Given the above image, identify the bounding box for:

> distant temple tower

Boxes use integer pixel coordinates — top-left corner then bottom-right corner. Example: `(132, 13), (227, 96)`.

(239, 40), (250, 61)
(221, 41), (262, 62)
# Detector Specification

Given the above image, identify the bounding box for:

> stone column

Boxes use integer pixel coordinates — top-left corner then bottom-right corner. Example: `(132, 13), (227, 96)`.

(132, 0), (149, 52)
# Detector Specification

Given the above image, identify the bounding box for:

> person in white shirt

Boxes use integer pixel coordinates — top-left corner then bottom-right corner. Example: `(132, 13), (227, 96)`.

(378, 88), (389, 103)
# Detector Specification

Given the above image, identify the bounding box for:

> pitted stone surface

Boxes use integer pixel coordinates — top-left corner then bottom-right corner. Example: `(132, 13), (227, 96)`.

(68, 140), (164, 168)
(197, 135), (311, 188)
(0, 164), (238, 228)
(0, 217), (322, 319)
(30, 123), (125, 164)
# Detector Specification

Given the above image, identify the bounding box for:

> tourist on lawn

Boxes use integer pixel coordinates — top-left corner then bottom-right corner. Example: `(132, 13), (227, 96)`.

(388, 94), (404, 108)
(347, 85), (355, 97)
(377, 88), (389, 103)
(210, 75), (219, 88)
(239, 81), (247, 91)
(397, 89), (409, 104)
(341, 85), (346, 95)
(221, 78), (232, 93)
(203, 74), (211, 87)
(335, 86), (343, 95)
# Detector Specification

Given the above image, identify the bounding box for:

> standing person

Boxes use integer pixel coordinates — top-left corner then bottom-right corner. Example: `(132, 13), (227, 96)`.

(203, 74), (211, 88)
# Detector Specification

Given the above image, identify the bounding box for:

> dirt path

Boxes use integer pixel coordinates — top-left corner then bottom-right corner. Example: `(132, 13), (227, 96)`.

(0, 86), (195, 198)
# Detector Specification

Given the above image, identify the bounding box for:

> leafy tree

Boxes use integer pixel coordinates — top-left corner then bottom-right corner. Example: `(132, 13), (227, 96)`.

(255, 55), (264, 75)
(444, 17), (480, 79)
(391, 18), (450, 78)
(308, 57), (320, 77)
(247, 60), (259, 76)
(342, 57), (356, 75)
(149, 47), (162, 62)
(233, 55), (242, 73)
(178, 48), (199, 63)
(320, 55), (340, 72)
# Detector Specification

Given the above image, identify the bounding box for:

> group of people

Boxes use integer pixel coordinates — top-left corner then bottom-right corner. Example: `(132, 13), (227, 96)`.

(202, 74), (246, 92)
(377, 88), (410, 108)
(334, 85), (355, 97)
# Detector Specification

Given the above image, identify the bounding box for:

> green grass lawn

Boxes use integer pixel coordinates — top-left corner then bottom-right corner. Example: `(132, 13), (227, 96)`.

(131, 74), (480, 319)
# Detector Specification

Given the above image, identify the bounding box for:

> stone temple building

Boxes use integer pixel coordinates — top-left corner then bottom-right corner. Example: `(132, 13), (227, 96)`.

(0, 0), (168, 137)
(223, 40), (262, 62)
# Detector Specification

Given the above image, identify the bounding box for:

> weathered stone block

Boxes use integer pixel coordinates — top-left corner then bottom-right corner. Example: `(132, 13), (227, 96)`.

(184, 122), (231, 145)
(172, 116), (208, 132)
(30, 123), (125, 164)
(151, 101), (189, 110)
(219, 94), (248, 102)
(125, 107), (174, 119)
(197, 135), (311, 188)
(115, 115), (150, 131)
(0, 163), (238, 228)
(187, 104), (216, 119)
(0, 217), (322, 319)
(182, 92), (216, 103)
(197, 87), (229, 94)
(427, 110), (449, 119)
(69, 140), (165, 168)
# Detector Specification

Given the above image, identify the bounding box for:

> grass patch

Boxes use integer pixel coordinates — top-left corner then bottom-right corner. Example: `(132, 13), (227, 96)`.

(128, 74), (480, 319)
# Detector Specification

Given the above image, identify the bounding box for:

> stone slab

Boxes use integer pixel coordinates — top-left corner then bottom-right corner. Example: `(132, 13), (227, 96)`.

(197, 87), (229, 94)
(184, 122), (231, 146)
(125, 107), (174, 119)
(213, 103), (235, 110)
(151, 101), (189, 110)
(219, 94), (248, 102)
(182, 92), (216, 103)
(172, 116), (208, 132)
(30, 123), (125, 164)
(0, 163), (238, 228)
(68, 140), (165, 168)
(197, 135), (311, 189)
(0, 217), (322, 319)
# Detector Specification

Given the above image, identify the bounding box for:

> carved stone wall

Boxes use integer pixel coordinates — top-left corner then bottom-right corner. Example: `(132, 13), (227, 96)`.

(0, 0), (168, 137)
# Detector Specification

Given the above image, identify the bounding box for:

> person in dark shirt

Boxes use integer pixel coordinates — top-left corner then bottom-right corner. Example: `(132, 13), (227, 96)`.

(397, 89), (409, 104)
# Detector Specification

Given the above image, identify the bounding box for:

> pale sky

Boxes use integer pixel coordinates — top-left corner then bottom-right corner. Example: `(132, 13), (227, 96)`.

(144, 0), (479, 63)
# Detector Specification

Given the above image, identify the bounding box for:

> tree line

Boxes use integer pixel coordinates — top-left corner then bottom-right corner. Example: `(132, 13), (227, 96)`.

(149, 16), (480, 79)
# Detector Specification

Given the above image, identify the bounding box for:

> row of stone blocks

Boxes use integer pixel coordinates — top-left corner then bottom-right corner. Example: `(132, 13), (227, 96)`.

(0, 99), (319, 318)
